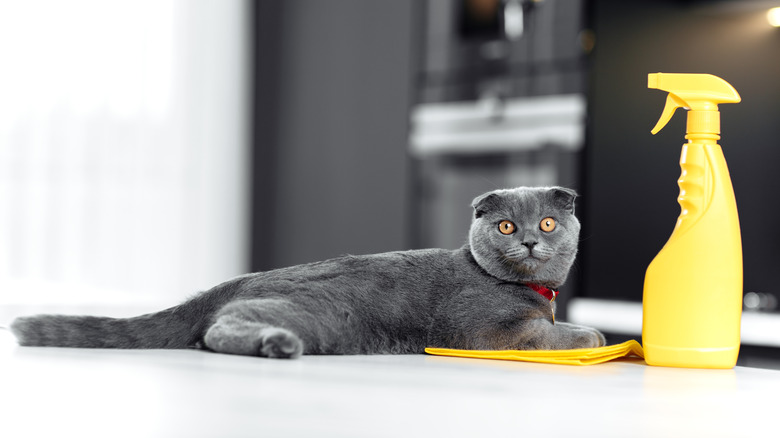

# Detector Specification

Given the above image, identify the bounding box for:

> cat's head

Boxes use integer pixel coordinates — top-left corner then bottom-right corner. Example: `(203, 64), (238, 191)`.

(468, 186), (580, 288)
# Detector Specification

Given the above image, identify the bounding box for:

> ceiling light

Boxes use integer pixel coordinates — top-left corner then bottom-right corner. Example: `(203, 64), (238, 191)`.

(768, 7), (780, 27)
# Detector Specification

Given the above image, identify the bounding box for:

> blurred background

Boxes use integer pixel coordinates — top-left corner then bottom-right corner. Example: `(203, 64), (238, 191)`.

(1, 0), (779, 367)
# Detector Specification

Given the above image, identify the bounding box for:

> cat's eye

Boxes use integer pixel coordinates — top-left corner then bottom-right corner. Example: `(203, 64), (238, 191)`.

(498, 220), (516, 235)
(540, 217), (556, 232)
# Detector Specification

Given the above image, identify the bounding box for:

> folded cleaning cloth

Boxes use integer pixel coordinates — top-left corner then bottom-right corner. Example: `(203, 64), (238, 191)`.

(425, 340), (645, 366)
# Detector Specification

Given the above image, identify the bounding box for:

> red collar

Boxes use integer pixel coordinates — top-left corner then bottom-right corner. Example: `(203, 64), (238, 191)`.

(527, 283), (559, 301)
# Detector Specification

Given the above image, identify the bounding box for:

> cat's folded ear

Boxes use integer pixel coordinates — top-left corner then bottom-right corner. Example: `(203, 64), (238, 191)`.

(550, 187), (578, 213)
(472, 192), (501, 218)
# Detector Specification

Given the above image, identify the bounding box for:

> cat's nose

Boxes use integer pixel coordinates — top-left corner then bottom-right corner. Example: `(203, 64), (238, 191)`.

(522, 240), (538, 249)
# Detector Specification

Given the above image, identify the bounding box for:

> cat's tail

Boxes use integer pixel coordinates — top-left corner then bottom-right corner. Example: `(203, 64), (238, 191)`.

(10, 284), (240, 349)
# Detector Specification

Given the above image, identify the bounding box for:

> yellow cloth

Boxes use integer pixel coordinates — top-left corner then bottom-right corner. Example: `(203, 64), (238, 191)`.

(425, 340), (645, 366)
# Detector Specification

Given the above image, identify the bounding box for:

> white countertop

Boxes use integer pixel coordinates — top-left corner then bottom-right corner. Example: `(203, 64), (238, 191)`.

(1, 328), (778, 438)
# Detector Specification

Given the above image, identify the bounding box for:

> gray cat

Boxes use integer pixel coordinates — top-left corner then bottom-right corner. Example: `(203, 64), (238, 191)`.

(10, 186), (605, 359)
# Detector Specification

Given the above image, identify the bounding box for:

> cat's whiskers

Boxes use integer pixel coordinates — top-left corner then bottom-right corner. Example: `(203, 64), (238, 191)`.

(532, 246), (555, 261)
(503, 247), (529, 259)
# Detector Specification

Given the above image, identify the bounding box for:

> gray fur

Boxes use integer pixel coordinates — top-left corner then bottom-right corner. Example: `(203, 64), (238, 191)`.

(11, 186), (605, 359)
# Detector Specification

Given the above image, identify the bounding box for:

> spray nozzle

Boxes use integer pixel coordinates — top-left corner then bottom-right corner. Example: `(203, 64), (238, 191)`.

(648, 73), (741, 135)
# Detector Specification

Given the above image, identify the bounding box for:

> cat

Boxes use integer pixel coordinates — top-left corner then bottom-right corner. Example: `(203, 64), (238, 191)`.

(10, 186), (605, 359)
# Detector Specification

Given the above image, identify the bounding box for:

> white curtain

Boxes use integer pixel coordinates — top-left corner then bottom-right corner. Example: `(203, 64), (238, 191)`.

(0, 0), (249, 311)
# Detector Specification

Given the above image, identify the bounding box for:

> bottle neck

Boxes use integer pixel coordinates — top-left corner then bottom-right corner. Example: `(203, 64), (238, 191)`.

(686, 110), (720, 145)
(685, 132), (720, 145)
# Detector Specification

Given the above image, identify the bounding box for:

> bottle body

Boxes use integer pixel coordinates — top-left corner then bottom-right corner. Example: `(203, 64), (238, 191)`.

(642, 139), (742, 369)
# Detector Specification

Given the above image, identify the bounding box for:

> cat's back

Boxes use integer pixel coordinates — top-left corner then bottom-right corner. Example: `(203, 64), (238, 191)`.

(242, 247), (483, 292)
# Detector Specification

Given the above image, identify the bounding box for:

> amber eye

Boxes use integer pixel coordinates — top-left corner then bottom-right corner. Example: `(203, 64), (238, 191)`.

(498, 220), (516, 235)
(540, 217), (556, 232)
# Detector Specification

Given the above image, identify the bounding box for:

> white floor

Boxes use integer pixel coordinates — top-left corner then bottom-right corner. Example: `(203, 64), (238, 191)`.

(1, 328), (779, 438)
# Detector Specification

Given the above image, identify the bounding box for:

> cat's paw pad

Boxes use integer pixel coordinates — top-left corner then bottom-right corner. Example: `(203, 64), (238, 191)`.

(258, 328), (303, 359)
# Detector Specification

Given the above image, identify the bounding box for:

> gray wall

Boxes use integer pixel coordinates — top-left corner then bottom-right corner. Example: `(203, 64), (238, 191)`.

(252, 1), (417, 270)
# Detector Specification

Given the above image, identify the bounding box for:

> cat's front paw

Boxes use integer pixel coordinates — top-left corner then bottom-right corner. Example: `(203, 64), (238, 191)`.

(576, 326), (606, 348)
(557, 322), (606, 349)
(581, 326), (606, 348)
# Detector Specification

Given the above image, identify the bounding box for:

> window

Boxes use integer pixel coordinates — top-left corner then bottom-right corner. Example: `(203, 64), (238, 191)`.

(0, 0), (249, 314)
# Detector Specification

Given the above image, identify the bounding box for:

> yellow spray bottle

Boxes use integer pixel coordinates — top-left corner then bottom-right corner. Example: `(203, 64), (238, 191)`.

(643, 73), (742, 369)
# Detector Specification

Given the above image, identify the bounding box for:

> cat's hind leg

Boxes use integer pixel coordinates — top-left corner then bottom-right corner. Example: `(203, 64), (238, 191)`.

(203, 314), (303, 359)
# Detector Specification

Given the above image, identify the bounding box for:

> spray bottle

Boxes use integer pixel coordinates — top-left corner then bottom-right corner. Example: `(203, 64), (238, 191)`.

(642, 73), (742, 369)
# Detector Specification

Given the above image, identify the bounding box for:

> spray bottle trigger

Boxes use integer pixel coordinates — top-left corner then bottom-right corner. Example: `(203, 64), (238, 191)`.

(651, 93), (688, 135)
